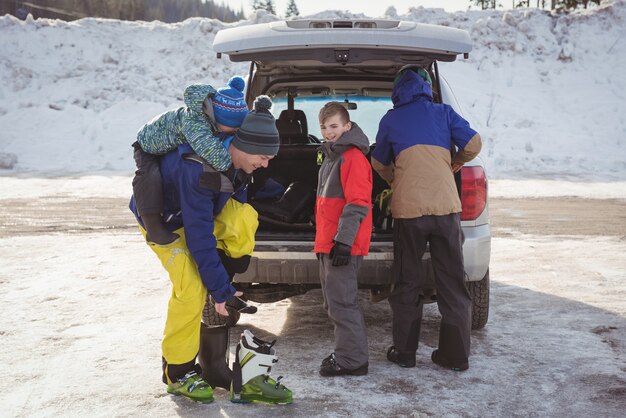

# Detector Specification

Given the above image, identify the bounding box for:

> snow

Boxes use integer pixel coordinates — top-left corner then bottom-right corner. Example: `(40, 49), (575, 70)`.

(0, 2), (625, 182)
(1, 231), (625, 416)
(1, 2), (625, 417)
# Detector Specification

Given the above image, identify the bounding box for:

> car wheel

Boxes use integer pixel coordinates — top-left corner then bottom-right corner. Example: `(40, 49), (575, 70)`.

(201, 295), (240, 327)
(467, 269), (489, 330)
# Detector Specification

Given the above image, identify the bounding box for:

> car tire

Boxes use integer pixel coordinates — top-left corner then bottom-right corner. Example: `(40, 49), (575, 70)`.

(467, 269), (489, 330)
(201, 295), (240, 327)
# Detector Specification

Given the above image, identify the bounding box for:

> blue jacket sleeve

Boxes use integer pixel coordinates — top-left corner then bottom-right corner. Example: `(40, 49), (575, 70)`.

(372, 118), (394, 165)
(177, 161), (236, 303)
(446, 105), (477, 150)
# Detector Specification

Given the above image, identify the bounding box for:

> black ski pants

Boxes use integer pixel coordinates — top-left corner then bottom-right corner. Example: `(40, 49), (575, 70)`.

(389, 213), (471, 363)
(132, 141), (163, 216)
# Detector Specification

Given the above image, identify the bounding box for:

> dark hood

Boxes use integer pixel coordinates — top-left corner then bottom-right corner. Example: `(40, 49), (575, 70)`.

(391, 69), (433, 108)
(321, 122), (370, 158)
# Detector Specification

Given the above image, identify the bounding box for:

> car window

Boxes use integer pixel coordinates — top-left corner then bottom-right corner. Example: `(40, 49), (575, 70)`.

(271, 96), (392, 144)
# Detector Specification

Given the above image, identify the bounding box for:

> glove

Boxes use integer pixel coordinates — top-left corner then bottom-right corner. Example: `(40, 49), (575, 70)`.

(225, 295), (257, 314)
(329, 242), (352, 267)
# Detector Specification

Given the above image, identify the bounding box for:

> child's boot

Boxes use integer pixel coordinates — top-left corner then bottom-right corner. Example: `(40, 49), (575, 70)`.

(230, 329), (293, 404)
(142, 213), (178, 245)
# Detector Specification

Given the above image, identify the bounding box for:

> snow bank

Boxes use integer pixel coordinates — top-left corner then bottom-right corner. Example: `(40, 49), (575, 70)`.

(0, 1), (624, 179)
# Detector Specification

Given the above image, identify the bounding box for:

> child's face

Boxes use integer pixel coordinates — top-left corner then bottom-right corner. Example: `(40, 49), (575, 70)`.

(320, 114), (351, 142)
(216, 123), (238, 134)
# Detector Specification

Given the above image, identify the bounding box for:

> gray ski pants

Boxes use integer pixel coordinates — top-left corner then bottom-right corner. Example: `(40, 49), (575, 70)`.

(319, 254), (369, 369)
(389, 213), (471, 363)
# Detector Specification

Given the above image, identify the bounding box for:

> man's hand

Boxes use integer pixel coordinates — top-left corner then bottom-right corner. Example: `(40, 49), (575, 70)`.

(215, 290), (243, 316)
(452, 162), (464, 173)
(329, 242), (352, 267)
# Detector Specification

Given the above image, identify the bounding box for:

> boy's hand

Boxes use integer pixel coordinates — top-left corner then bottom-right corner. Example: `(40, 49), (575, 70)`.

(330, 242), (352, 267)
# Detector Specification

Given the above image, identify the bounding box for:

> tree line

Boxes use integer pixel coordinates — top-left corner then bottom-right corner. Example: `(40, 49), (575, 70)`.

(1, 0), (604, 21)
(0, 0), (245, 22)
(472, 0), (602, 10)
(250, 0), (300, 18)
(0, 0), (304, 22)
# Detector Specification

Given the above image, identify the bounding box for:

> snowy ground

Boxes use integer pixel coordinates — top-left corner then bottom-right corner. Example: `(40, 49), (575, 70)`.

(0, 178), (625, 417)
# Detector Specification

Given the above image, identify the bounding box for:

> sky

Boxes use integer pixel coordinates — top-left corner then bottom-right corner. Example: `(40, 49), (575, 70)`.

(226, 0), (474, 17)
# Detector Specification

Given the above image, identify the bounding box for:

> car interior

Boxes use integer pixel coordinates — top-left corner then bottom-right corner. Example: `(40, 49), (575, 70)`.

(246, 62), (449, 240)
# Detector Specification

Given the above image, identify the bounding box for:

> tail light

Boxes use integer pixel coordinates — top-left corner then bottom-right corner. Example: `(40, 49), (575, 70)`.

(461, 166), (487, 221)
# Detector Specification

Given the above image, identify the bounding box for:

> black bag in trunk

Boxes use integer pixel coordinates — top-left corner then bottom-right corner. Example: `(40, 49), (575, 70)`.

(251, 181), (315, 224)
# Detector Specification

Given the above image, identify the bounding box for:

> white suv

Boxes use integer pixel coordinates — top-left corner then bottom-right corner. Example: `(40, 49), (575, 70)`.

(212, 19), (491, 329)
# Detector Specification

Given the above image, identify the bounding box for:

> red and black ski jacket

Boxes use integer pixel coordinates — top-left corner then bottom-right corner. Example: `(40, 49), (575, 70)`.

(314, 123), (373, 255)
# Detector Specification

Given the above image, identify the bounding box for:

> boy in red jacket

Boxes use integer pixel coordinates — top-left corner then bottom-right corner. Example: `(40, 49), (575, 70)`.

(314, 102), (373, 377)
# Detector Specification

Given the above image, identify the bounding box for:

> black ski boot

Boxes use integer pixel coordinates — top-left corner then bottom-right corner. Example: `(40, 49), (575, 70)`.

(199, 324), (232, 390)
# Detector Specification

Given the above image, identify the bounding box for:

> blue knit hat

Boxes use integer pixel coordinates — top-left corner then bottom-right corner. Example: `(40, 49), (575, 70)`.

(212, 76), (248, 128)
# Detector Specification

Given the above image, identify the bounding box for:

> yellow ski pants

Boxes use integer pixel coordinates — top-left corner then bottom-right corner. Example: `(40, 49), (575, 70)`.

(139, 198), (258, 383)
(141, 226), (206, 377)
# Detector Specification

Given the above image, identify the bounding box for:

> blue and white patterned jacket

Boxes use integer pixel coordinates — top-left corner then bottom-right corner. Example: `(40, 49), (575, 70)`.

(136, 84), (233, 171)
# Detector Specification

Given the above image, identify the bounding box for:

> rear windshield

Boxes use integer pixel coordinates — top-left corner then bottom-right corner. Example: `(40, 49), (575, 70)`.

(271, 96), (392, 144)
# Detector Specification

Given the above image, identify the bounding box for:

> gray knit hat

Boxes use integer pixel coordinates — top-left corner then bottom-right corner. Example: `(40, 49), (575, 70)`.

(232, 95), (280, 156)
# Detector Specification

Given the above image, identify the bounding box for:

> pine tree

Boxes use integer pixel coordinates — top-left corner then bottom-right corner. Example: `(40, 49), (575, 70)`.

(470, 0), (497, 10)
(251, 0), (265, 11)
(265, 0), (276, 15)
(285, 0), (300, 18)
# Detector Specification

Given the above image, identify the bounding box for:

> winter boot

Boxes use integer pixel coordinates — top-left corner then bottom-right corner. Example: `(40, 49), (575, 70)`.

(142, 213), (178, 245)
(319, 353), (368, 377)
(431, 349), (469, 371)
(230, 329), (293, 405)
(387, 346), (416, 368)
(432, 322), (470, 371)
(166, 370), (214, 403)
(199, 324), (232, 390)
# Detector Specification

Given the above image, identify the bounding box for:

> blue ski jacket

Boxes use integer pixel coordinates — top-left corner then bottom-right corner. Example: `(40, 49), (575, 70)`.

(372, 69), (481, 218)
(130, 143), (248, 302)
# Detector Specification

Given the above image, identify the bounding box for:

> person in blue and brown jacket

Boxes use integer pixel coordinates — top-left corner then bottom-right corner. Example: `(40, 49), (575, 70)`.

(314, 102), (373, 377)
(372, 66), (482, 372)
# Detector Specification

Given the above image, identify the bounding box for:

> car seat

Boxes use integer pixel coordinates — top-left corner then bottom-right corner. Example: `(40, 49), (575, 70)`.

(276, 109), (309, 144)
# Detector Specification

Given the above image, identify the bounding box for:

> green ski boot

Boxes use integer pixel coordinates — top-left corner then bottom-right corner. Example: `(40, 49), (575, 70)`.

(231, 329), (293, 405)
(166, 370), (214, 403)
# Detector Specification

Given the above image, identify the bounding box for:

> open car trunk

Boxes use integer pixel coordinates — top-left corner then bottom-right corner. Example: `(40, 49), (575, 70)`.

(249, 143), (394, 244)
(235, 140), (401, 304)
(213, 19), (479, 304)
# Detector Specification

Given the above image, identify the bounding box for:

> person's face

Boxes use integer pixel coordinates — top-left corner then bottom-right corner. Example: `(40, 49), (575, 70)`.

(216, 123), (238, 134)
(230, 146), (274, 174)
(320, 114), (351, 142)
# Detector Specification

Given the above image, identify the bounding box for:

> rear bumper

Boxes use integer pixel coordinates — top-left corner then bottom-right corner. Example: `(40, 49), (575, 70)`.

(462, 223), (491, 281)
(234, 242), (393, 286)
(234, 223), (490, 286)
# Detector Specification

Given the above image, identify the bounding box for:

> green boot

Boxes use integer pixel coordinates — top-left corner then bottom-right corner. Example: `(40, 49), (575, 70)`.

(234, 374), (292, 405)
(166, 370), (214, 403)
(230, 330), (293, 405)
